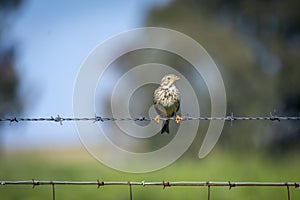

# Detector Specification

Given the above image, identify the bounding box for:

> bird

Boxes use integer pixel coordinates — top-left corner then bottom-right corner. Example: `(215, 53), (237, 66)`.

(153, 74), (181, 134)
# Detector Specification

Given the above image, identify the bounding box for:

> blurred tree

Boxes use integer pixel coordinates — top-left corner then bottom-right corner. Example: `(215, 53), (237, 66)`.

(143, 0), (300, 153)
(0, 0), (23, 151)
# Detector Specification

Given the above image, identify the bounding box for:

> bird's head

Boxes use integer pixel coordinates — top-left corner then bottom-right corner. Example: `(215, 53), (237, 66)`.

(160, 74), (180, 88)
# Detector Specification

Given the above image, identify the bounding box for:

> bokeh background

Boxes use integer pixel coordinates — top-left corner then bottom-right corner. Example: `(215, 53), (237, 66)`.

(1, 0), (299, 199)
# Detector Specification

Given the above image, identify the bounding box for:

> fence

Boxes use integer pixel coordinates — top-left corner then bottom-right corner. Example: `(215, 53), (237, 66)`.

(1, 112), (300, 199)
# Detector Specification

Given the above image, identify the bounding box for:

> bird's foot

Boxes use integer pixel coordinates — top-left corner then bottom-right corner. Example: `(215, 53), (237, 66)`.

(175, 115), (182, 124)
(154, 115), (160, 123)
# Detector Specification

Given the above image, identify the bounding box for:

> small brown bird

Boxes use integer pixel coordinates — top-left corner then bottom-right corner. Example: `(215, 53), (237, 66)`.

(153, 74), (181, 134)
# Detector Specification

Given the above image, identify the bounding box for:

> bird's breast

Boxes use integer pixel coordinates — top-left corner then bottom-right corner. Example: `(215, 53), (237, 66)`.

(154, 87), (180, 107)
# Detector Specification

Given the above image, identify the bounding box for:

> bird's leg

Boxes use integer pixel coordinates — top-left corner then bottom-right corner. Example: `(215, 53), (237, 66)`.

(154, 115), (160, 123)
(175, 115), (182, 124)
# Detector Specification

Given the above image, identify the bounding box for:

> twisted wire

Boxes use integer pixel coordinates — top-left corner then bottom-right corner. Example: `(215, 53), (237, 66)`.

(1, 180), (299, 187)
(0, 113), (299, 125)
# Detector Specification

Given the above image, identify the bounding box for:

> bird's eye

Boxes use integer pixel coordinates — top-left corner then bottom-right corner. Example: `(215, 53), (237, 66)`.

(167, 77), (171, 80)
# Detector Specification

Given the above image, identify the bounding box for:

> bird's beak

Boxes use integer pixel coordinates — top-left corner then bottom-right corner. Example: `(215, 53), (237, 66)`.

(172, 76), (180, 81)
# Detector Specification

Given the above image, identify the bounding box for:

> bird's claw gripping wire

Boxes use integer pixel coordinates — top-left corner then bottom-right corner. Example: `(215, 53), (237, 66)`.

(175, 115), (182, 123)
(154, 115), (160, 123)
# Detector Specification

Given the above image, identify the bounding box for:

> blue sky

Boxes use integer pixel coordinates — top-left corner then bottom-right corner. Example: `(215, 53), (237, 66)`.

(3, 0), (170, 149)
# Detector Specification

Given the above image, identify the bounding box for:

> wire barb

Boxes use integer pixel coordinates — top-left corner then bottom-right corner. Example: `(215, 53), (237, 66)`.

(163, 181), (170, 189)
(9, 117), (18, 125)
(141, 180), (145, 187)
(97, 179), (104, 188)
(228, 181), (236, 189)
(270, 112), (280, 122)
(32, 179), (39, 188)
(94, 115), (104, 122)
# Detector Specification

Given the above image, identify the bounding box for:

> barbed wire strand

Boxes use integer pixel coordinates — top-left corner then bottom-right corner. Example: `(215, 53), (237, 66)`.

(1, 180), (299, 200)
(2, 180), (299, 200)
(2, 180), (299, 187)
(1, 112), (300, 125)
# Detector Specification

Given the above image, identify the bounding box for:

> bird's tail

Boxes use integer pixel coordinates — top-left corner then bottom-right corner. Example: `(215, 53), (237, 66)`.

(161, 120), (170, 134)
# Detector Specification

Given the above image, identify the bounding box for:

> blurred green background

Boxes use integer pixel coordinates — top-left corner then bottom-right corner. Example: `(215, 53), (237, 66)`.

(1, 0), (300, 199)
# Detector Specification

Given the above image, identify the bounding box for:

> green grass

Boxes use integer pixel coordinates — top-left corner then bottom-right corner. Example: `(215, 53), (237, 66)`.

(0, 148), (299, 199)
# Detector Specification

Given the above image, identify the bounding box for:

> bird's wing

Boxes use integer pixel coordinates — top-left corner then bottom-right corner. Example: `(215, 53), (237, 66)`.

(154, 103), (167, 117)
(175, 98), (180, 113)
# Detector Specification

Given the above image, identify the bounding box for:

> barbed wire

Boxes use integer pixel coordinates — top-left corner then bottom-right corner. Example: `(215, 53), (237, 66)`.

(1, 180), (299, 200)
(0, 112), (300, 125)
(2, 180), (299, 187)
